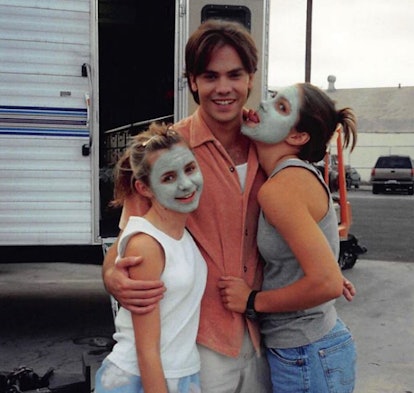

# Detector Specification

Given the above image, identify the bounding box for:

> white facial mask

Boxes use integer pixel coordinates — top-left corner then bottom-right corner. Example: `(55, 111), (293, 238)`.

(149, 145), (203, 213)
(241, 85), (300, 144)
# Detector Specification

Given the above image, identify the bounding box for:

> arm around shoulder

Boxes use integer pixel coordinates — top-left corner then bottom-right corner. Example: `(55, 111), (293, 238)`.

(101, 233), (166, 313)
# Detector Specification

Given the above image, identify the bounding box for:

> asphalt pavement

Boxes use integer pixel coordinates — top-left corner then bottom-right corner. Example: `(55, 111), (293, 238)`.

(0, 259), (413, 393)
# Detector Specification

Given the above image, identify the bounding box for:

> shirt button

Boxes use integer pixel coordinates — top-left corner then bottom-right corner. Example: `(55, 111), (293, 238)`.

(244, 266), (247, 273)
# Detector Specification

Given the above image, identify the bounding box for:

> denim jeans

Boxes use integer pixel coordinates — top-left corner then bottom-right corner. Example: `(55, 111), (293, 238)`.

(266, 318), (356, 393)
(94, 359), (201, 393)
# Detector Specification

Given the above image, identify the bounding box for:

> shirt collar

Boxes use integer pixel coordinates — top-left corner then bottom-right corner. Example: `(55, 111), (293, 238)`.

(187, 108), (217, 148)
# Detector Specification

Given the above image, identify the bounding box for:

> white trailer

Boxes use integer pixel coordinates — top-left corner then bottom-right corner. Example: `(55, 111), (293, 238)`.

(0, 0), (269, 256)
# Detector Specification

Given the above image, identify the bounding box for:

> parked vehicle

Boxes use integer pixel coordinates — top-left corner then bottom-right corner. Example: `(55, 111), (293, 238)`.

(313, 162), (339, 193)
(370, 155), (414, 195)
(314, 159), (361, 192)
(345, 165), (361, 189)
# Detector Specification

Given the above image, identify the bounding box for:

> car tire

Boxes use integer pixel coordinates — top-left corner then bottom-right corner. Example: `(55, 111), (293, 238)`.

(372, 185), (380, 194)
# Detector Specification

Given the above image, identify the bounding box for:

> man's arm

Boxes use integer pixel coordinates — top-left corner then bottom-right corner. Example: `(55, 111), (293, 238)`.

(102, 235), (166, 314)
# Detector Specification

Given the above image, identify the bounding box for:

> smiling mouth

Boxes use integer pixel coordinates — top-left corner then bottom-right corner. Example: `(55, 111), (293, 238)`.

(213, 99), (236, 106)
(176, 191), (196, 202)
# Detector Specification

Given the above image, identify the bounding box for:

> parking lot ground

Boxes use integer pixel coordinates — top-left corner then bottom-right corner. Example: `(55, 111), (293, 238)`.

(336, 259), (414, 393)
(0, 259), (413, 393)
(0, 262), (113, 391)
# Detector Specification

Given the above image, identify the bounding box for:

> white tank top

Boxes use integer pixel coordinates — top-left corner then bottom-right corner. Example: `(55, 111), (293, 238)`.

(107, 217), (207, 378)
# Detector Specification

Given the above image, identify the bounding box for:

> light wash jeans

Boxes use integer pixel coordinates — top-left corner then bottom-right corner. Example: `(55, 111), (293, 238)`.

(94, 359), (201, 393)
(266, 318), (356, 393)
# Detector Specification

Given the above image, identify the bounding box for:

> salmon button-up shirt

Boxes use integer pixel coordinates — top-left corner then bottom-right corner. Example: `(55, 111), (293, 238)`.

(175, 110), (265, 358)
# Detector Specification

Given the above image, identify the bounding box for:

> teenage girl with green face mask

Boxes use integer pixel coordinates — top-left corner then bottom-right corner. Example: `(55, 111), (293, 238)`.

(219, 83), (358, 393)
(95, 122), (206, 393)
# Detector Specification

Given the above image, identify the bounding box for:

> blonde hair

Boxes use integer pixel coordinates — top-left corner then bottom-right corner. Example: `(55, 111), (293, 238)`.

(111, 122), (185, 207)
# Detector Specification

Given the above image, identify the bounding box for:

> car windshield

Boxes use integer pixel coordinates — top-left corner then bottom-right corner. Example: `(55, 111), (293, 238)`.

(376, 157), (411, 168)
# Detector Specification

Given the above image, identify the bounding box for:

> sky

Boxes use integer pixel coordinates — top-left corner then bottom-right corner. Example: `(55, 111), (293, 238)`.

(268, 0), (414, 90)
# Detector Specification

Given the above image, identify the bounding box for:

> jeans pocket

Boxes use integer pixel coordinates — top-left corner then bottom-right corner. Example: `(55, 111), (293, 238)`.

(318, 335), (357, 393)
(267, 347), (305, 366)
(266, 347), (309, 392)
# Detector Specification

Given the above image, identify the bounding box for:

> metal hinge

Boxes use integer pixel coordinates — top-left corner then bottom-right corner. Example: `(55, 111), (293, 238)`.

(179, 1), (186, 16)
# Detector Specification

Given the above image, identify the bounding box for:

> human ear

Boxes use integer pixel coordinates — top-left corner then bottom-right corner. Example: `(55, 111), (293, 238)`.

(189, 74), (198, 92)
(286, 130), (310, 146)
(248, 73), (255, 90)
(134, 180), (153, 198)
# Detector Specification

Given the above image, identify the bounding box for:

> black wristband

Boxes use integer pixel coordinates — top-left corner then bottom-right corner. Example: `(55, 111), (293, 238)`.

(245, 290), (260, 320)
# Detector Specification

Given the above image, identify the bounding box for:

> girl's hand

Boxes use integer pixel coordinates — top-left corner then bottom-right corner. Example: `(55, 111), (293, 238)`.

(218, 276), (252, 313)
(342, 276), (356, 302)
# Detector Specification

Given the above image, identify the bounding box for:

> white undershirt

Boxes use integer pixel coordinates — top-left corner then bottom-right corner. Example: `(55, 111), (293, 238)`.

(236, 162), (248, 191)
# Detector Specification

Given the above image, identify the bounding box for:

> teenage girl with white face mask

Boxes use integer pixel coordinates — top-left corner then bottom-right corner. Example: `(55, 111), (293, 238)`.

(95, 122), (206, 393)
(218, 83), (358, 393)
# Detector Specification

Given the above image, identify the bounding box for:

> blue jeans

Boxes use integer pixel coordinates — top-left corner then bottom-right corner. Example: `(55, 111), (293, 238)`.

(94, 359), (201, 393)
(266, 318), (356, 393)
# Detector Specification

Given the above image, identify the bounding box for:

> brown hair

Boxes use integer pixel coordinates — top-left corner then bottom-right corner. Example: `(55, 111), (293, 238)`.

(185, 19), (258, 104)
(111, 122), (185, 207)
(295, 83), (357, 162)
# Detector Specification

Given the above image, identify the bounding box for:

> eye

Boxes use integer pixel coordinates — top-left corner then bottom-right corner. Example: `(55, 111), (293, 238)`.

(161, 172), (176, 183)
(229, 70), (244, 79)
(278, 102), (286, 112)
(201, 72), (217, 81)
(275, 97), (291, 116)
(185, 162), (198, 175)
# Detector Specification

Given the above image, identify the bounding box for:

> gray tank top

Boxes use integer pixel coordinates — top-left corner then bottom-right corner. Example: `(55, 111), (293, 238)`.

(258, 158), (339, 349)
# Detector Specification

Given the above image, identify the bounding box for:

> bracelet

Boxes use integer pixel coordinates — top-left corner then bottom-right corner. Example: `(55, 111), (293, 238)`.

(245, 290), (260, 320)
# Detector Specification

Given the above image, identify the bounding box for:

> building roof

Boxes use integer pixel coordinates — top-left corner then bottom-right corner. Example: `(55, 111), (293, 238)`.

(326, 85), (414, 134)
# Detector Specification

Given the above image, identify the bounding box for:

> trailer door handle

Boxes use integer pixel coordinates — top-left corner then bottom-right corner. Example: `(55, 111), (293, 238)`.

(82, 144), (90, 156)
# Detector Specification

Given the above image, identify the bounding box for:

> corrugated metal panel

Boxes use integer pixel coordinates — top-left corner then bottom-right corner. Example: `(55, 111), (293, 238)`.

(0, 136), (92, 245)
(0, 2), (90, 107)
(0, 0), (94, 245)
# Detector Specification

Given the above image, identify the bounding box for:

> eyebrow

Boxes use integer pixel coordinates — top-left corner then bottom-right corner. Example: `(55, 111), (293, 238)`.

(203, 66), (245, 74)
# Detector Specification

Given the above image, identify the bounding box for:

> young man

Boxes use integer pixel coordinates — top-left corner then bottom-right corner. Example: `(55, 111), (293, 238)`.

(103, 19), (271, 393)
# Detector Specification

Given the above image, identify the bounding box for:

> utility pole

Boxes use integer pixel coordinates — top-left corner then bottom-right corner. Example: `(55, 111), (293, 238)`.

(305, 0), (313, 82)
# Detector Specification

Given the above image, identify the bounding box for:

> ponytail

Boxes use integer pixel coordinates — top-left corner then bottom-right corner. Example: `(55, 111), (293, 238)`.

(337, 108), (357, 152)
(110, 148), (134, 208)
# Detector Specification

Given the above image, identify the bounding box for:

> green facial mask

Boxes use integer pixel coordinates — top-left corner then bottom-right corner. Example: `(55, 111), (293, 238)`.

(241, 85), (300, 144)
(149, 145), (203, 213)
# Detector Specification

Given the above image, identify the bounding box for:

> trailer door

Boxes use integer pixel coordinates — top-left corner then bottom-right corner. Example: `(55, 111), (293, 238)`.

(97, 0), (176, 238)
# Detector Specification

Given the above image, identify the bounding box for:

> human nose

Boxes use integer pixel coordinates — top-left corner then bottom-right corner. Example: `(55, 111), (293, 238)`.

(261, 99), (272, 113)
(215, 76), (232, 94)
(177, 174), (193, 191)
